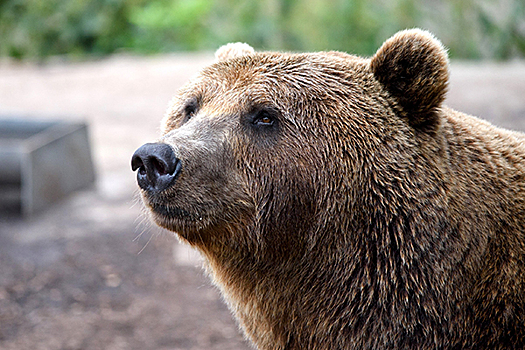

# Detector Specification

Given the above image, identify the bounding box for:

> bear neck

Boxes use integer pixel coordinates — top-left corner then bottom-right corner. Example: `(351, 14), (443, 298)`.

(194, 202), (465, 348)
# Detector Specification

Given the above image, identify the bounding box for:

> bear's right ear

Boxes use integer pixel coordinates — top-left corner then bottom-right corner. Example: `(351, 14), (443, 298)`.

(370, 29), (449, 129)
(215, 42), (255, 61)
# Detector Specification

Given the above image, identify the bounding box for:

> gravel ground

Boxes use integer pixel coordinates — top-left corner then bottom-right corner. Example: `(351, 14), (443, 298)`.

(0, 53), (524, 350)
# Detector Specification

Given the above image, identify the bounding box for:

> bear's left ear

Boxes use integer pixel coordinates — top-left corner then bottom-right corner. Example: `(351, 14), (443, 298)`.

(370, 29), (449, 129)
(215, 42), (255, 61)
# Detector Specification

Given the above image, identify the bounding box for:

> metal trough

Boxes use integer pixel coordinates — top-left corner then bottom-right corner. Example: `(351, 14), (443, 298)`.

(0, 118), (95, 217)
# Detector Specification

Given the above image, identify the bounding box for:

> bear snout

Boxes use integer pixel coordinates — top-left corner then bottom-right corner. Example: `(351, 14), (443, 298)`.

(131, 142), (181, 193)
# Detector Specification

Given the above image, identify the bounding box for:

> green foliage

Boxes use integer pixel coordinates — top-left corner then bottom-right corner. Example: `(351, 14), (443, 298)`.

(0, 0), (138, 59)
(128, 0), (213, 52)
(0, 0), (524, 60)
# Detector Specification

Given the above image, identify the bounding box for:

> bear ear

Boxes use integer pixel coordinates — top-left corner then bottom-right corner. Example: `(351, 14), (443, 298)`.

(215, 42), (255, 61)
(370, 29), (449, 129)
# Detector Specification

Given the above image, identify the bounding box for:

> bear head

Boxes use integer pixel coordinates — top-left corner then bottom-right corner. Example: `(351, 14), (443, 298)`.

(132, 29), (450, 259)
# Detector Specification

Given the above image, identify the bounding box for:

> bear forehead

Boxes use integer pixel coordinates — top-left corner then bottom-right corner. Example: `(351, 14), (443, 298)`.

(177, 52), (372, 114)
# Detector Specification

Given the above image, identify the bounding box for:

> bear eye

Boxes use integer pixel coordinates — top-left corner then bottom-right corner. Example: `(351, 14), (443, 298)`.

(252, 109), (275, 126)
(183, 99), (199, 121)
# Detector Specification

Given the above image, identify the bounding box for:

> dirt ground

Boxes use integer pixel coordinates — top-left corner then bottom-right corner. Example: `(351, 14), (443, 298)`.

(0, 53), (524, 350)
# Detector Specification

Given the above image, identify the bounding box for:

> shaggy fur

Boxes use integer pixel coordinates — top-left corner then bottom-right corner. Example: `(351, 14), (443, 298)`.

(134, 29), (525, 349)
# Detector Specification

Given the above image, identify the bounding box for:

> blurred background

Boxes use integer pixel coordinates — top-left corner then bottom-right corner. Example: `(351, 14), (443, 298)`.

(0, 1), (524, 350)
(1, 0), (524, 60)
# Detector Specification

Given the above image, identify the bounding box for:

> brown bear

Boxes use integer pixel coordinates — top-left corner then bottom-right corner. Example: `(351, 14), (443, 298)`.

(131, 29), (525, 349)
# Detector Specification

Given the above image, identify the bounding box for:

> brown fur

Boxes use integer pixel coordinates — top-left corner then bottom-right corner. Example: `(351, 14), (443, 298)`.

(135, 29), (525, 349)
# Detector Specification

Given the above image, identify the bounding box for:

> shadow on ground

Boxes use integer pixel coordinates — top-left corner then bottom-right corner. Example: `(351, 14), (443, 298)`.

(0, 190), (249, 350)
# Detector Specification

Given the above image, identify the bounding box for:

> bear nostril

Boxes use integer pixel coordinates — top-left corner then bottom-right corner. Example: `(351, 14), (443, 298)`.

(150, 156), (169, 176)
(131, 154), (144, 172)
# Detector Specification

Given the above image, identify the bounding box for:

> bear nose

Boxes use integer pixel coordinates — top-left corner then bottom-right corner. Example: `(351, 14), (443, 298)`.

(131, 143), (181, 193)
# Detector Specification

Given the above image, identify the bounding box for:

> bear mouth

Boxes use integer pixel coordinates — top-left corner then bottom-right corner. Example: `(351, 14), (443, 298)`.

(150, 202), (194, 219)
